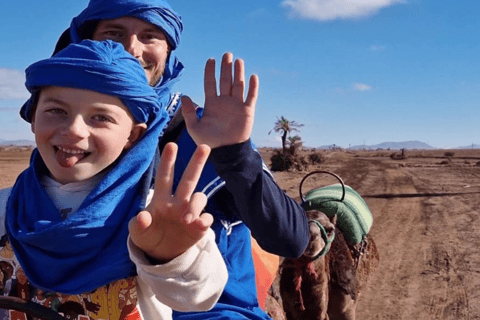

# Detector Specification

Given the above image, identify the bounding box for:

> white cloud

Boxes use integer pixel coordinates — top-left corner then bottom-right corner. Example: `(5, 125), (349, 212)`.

(0, 68), (29, 100)
(354, 83), (372, 91)
(281, 0), (404, 21)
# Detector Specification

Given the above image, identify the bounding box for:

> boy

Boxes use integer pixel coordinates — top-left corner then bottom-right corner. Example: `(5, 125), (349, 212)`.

(0, 40), (227, 320)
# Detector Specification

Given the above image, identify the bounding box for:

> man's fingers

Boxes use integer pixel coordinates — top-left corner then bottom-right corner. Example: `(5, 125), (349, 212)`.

(245, 74), (259, 110)
(181, 95), (199, 131)
(232, 59), (245, 99)
(219, 52), (233, 96)
(175, 144), (211, 200)
(204, 59), (217, 98)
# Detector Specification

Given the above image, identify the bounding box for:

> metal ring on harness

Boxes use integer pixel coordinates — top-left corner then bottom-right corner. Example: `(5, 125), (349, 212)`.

(308, 219), (335, 260)
(299, 170), (346, 204)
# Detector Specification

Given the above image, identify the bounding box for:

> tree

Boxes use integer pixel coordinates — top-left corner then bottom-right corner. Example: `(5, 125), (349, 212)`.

(288, 135), (302, 155)
(269, 116), (304, 154)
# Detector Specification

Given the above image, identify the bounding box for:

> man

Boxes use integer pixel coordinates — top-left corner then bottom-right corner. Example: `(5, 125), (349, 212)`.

(53, 1), (309, 319)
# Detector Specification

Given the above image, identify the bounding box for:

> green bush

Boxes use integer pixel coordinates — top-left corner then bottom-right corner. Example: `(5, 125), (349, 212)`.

(308, 152), (325, 164)
(270, 149), (324, 172)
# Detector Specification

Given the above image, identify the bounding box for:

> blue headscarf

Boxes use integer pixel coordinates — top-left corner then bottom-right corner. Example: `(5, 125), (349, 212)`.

(65, 0), (184, 99)
(8, 40), (168, 294)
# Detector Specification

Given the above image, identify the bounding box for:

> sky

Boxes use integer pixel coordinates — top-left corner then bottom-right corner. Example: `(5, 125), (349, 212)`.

(0, 0), (479, 149)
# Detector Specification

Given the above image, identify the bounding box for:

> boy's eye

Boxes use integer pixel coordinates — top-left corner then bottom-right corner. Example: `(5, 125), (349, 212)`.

(92, 115), (113, 123)
(45, 108), (66, 115)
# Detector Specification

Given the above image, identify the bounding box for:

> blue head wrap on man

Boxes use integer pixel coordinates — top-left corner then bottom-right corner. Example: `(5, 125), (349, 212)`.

(54, 0), (184, 101)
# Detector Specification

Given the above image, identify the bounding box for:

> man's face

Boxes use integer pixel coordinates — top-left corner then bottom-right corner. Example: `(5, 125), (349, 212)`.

(32, 86), (145, 184)
(93, 16), (170, 86)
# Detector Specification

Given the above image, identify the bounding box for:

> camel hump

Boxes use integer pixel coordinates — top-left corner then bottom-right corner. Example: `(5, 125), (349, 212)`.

(302, 184), (373, 244)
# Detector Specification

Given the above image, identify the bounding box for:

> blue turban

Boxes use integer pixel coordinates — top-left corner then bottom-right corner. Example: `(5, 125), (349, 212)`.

(64, 0), (184, 95)
(8, 40), (169, 294)
(21, 40), (163, 124)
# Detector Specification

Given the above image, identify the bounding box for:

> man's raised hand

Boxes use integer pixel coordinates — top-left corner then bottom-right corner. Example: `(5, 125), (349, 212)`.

(182, 52), (259, 149)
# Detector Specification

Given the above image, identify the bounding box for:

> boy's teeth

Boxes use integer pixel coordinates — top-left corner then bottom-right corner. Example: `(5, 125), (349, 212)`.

(56, 147), (87, 168)
(58, 147), (85, 154)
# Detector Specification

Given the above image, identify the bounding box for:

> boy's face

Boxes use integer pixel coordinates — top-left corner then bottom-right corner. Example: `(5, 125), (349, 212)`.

(32, 86), (146, 184)
(92, 16), (170, 86)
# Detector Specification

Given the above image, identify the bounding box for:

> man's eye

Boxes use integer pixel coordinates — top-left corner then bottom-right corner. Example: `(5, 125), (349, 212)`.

(103, 30), (123, 39)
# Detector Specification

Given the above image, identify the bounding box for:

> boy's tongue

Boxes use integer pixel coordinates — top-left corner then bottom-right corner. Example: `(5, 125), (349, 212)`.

(56, 149), (86, 168)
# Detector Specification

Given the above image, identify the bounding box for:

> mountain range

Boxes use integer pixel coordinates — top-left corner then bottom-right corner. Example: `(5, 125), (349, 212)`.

(0, 139), (479, 150)
(0, 139), (36, 147)
(318, 141), (437, 150)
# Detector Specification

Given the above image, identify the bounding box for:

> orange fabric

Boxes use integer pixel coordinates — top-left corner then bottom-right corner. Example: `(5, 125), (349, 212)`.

(251, 236), (280, 310)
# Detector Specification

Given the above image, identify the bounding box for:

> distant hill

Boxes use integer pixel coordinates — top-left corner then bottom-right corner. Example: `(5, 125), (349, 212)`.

(349, 141), (434, 150)
(0, 139), (36, 147)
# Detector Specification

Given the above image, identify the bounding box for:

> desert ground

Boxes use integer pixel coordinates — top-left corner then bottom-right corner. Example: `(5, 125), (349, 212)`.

(1, 146), (480, 319)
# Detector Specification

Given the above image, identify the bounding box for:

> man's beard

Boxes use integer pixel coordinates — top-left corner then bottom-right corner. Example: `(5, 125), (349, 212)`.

(146, 52), (168, 87)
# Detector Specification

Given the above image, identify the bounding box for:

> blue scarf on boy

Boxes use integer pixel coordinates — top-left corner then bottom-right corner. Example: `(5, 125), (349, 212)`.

(7, 40), (168, 294)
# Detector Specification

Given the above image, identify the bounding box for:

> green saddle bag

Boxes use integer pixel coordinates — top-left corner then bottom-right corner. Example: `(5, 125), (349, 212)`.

(299, 171), (373, 244)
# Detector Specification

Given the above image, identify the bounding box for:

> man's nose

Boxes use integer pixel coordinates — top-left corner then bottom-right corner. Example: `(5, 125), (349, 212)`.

(124, 35), (143, 59)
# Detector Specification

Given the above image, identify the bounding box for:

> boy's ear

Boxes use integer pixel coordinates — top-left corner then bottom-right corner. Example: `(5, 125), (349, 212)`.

(125, 123), (147, 150)
(30, 118), (36, 134)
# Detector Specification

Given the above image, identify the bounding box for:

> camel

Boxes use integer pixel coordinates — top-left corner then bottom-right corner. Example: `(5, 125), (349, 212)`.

(279, 209), (379, 320)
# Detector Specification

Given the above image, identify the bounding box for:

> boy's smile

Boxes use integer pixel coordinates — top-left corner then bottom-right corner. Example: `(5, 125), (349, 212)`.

(55, 145), (90, 168)
(32, 86), (146, 184)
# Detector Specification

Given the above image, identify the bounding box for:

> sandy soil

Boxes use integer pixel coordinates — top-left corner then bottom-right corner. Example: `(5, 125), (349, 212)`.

(2, 147), (480, 319)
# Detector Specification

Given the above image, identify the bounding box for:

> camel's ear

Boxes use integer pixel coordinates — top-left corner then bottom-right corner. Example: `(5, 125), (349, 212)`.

(331, 214), (337, 226)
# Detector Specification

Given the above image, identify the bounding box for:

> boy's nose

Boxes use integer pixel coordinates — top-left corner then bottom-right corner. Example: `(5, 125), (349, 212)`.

(62, 116), (89, 139)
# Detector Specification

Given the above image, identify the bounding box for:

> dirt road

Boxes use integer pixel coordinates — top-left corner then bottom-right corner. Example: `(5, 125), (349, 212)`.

(273, 151), (480, 319)
(2, 148), (480, 319)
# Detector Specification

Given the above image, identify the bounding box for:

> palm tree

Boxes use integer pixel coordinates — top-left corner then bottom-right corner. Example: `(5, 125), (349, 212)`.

(269, 116), (304, 154)
(288, 135), (303, 154)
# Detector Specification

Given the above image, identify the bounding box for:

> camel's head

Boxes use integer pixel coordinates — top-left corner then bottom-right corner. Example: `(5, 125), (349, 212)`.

(302, 210), (337, 259)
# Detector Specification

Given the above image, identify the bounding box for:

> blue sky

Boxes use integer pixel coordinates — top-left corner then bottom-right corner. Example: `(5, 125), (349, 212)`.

(1, 0), (479, 149)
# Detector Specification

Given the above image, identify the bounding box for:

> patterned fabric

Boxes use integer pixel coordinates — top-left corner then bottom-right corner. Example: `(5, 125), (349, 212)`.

(0, 234), (141, 320)
(302, 184), (373, 244)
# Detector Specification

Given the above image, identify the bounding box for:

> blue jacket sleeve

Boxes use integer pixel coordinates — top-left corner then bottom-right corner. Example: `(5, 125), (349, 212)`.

(209, 140), (309, 258)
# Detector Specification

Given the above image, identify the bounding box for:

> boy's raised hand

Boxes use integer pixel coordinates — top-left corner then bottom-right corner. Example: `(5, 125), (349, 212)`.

(182, 52), (259, 149)
(128, 142), (213, 263)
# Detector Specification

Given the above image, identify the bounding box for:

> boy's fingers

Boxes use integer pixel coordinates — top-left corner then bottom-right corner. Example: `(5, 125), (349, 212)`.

(183, 192), (208, 223)
(204, 59), (217, 98)
(219, 53), (233, 96)
(197, 212), (214, 229)
(128, 211), (153, 236)
(232, 59), (245, 100)
(152, 142), (178, 199)
(175, 144), (211, 201)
